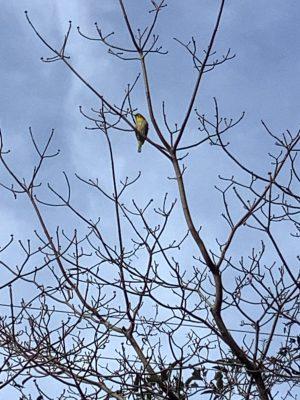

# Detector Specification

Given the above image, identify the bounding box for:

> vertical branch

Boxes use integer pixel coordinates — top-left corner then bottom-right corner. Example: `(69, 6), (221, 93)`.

(174, 0), (226, 149)
(102, 119), (132, 322)
(118, 0), (170, 150)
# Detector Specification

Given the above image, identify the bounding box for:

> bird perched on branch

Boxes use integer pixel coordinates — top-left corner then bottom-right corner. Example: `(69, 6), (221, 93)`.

(134, 113), (148, 153)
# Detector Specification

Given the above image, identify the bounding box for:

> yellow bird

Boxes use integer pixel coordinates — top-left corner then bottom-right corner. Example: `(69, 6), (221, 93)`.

(134, 113), (148, 153)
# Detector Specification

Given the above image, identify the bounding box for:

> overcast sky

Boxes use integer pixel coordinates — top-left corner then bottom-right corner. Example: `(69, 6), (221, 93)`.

(0, 1), (299, 397)
(1, 0), (299, 322)
(1, 0), (299, 339)
(0, 0), (298, 266)
(1, 0), (300, 232)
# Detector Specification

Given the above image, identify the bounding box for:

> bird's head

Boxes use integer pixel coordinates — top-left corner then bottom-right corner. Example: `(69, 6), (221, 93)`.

(134, 113), (145, 122)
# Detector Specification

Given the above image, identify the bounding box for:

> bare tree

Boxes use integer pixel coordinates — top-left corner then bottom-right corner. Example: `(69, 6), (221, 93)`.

(0, 1), (299, 399)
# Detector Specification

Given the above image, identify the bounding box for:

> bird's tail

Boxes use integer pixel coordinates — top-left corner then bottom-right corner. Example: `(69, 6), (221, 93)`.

(137, 142), (142, 153)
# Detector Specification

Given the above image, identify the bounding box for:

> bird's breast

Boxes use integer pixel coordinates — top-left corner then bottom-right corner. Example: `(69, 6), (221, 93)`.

(136, 120), (147, 129)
